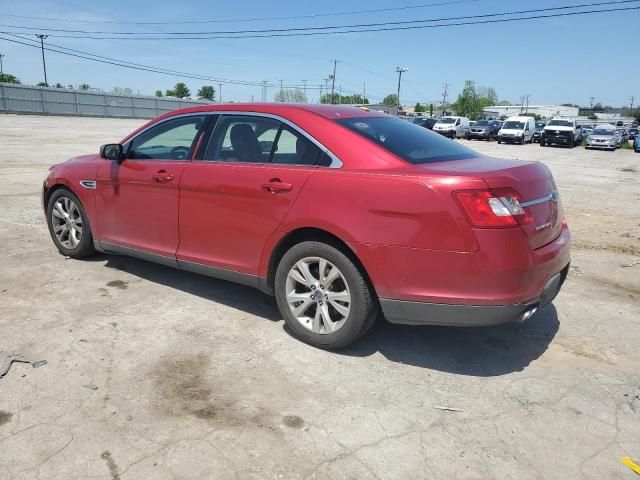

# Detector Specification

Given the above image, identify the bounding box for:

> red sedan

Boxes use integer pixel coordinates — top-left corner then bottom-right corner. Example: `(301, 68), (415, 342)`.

(43, 104), (570, 349)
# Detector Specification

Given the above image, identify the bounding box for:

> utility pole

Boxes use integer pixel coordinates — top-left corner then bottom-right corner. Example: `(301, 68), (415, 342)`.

(279, 80), (284, 102)
(322, 78), (329, 103)
(218, 83), (223, 103)
(363, 81), (366, 104)
(631, 96), (635, 110)
(330, 60), (338, 104)
(35, 34), (48, 86)
(261, 81), (268, 102)
(395, 67), (408, 115)
(524, 94), (531, 114)
(441, 83), (450, 116)
(301, 79), (308, 103)
(589, 96), (595, 109)
(0, 54), (4, 75)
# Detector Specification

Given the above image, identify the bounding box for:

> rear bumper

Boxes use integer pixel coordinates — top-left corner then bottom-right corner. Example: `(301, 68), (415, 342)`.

(381, 263), (569, 326)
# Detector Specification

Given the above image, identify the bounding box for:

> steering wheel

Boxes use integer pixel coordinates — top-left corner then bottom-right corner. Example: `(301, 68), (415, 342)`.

(171, 146), (190, 160)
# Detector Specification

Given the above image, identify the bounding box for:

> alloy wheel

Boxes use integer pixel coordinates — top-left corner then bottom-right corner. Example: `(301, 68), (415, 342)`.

(285, 257), (351, 334)
(51, 196), (83, 249)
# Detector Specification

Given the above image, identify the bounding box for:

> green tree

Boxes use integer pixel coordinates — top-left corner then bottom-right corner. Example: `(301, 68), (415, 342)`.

(79, 83), (90, 90)
(429, 103), (434, 116)
(111, 87), (133, 96)
(319, 93), (368, 105)
(36, 82), (47, 87)
(561, 103), (579, 108)
(414, 102), (426, 113)
(0, 73), (20, 84)
(155, 90), (162, 97)
(450, 80), (479, 119)
(382, 94), (398, 106)
(197, 85), (215, 101)
(593, 102), (604, 110)
(172, 83), (190, 98)
(165, 89), (175, 97)
(55, 83), (64, 89)
(275, 88), (307, 103)
(487, 87), (498, 105)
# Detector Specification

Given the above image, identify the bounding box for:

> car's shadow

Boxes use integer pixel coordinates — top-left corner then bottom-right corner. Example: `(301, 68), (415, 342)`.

(99, 254), (558, 376)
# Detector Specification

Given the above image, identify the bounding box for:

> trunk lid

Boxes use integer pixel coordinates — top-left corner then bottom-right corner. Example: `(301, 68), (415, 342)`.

(480, 161), (563, 249)
(414, 157), (563, 250)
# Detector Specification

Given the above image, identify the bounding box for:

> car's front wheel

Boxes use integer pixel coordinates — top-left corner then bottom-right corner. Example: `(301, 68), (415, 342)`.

(46, 188), (95, 258)
(275, 241), (378, 350)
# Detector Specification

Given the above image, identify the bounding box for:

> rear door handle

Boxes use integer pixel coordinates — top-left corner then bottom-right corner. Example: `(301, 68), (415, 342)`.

(152, 171), (175, 183)
(262, 180), (293, 193)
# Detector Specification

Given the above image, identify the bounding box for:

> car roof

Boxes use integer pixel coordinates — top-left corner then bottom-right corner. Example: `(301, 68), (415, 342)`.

(159, 103), (387, 121)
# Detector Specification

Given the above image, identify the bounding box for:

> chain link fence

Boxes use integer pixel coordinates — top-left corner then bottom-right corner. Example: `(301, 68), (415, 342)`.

(0, 83), (211, 119)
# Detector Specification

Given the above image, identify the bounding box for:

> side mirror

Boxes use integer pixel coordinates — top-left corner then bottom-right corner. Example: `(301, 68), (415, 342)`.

(100, 144), (124, 162)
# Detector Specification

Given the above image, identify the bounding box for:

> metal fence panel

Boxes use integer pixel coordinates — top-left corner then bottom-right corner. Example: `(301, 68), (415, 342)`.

(0, 83), (210, 119)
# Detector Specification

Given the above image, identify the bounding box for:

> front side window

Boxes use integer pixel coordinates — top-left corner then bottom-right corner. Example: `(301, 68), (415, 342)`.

(337, 116), (478, 164)
(128, 115), (206, 160)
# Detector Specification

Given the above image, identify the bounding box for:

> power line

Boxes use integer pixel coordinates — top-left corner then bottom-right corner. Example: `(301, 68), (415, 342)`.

(0, 0), (481, 25)
(2, 0), (636, 38)
(0, 32), (279, 87)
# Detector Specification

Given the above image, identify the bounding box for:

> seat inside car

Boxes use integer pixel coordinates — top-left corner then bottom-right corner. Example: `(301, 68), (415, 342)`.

(230, 124), (264, 162)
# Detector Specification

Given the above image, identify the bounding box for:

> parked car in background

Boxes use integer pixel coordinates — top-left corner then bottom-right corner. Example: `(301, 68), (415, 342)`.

(433, 116), (470, 138)
(41, 104), (570, 349)
(540, 118), (581, 148)
(412, 117), (438, 130)
(581, 125), (594, 139)
(533, 121), (546, 143)
(615, 128), (629, 145)
(498, 116), (536, 144)
(627, 127), (638, 141)
(490, 120), (503, 137)
(635, 133), (640, 152)
(465, 119), (494, 141)
(585, 126), (618, 151)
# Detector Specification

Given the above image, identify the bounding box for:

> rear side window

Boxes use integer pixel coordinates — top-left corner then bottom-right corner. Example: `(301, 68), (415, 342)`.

(203, 115), (324, 166)
(204, 115), (280, 163)
(337, 117), (478, 164)
(272, 125), (323, 166)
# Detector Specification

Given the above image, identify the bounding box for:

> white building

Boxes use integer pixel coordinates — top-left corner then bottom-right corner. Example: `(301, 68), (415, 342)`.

(483, 105), (579, 119)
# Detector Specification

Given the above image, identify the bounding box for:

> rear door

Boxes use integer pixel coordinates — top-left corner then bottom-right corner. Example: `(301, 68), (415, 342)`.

(95, 114), (207, 258)
(177, 114), (327, 275)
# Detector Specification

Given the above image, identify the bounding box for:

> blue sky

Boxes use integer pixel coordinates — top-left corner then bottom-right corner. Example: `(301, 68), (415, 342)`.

(1, 0), (638, 107)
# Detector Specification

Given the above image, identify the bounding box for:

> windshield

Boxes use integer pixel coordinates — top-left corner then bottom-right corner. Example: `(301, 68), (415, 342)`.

(592, 129), (614, 136)
(474, 120), (489, 126)
(503, 121), (525, 129)
(337, 116), (479, 164)
(547, 120), (572, 127)
(437, 117), (456, 124)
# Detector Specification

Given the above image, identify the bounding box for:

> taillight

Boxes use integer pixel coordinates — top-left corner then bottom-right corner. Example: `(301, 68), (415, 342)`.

(454, 188), (531, 228)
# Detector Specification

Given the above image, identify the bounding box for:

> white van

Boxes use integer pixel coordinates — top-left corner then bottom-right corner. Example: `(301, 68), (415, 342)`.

(433, 116), (470, 139)
(498, 116), (536, 144)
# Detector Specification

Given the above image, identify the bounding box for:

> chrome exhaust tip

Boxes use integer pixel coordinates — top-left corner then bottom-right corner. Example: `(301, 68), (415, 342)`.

(519, 307), (538, 323)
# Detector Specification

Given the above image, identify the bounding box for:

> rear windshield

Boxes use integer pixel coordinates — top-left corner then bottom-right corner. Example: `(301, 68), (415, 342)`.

(475, 120), (489, 126)
(337, 117), (479, 164)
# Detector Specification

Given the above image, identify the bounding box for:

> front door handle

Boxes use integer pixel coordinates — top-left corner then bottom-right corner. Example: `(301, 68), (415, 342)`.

(262, 179), (293, 193)
(152, 171), (175, 183)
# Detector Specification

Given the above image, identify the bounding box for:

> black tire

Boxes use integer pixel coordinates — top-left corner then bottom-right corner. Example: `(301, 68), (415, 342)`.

(46, 188), (96, 259)
(540, 139), (546, 147)
(498, 138), (502, 144)
(274, 241), (378, 350)
(567, 137), (574, 149)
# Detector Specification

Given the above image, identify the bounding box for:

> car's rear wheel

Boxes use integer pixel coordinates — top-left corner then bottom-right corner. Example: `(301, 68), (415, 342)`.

(275, 241), (377, 350)
(46, 188), (95, 258)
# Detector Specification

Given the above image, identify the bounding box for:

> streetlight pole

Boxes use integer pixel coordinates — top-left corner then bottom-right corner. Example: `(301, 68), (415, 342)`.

(218, 83), (222, 103)
(330, 60), (338, 104)
(301, 79), (308, 103)
(395, 67), (408, 115)
(35, 34), (48, 86)
(0, 54), (4, 76)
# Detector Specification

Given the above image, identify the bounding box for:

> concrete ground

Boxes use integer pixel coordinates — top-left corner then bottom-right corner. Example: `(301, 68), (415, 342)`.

(0, 114), (639, 480)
